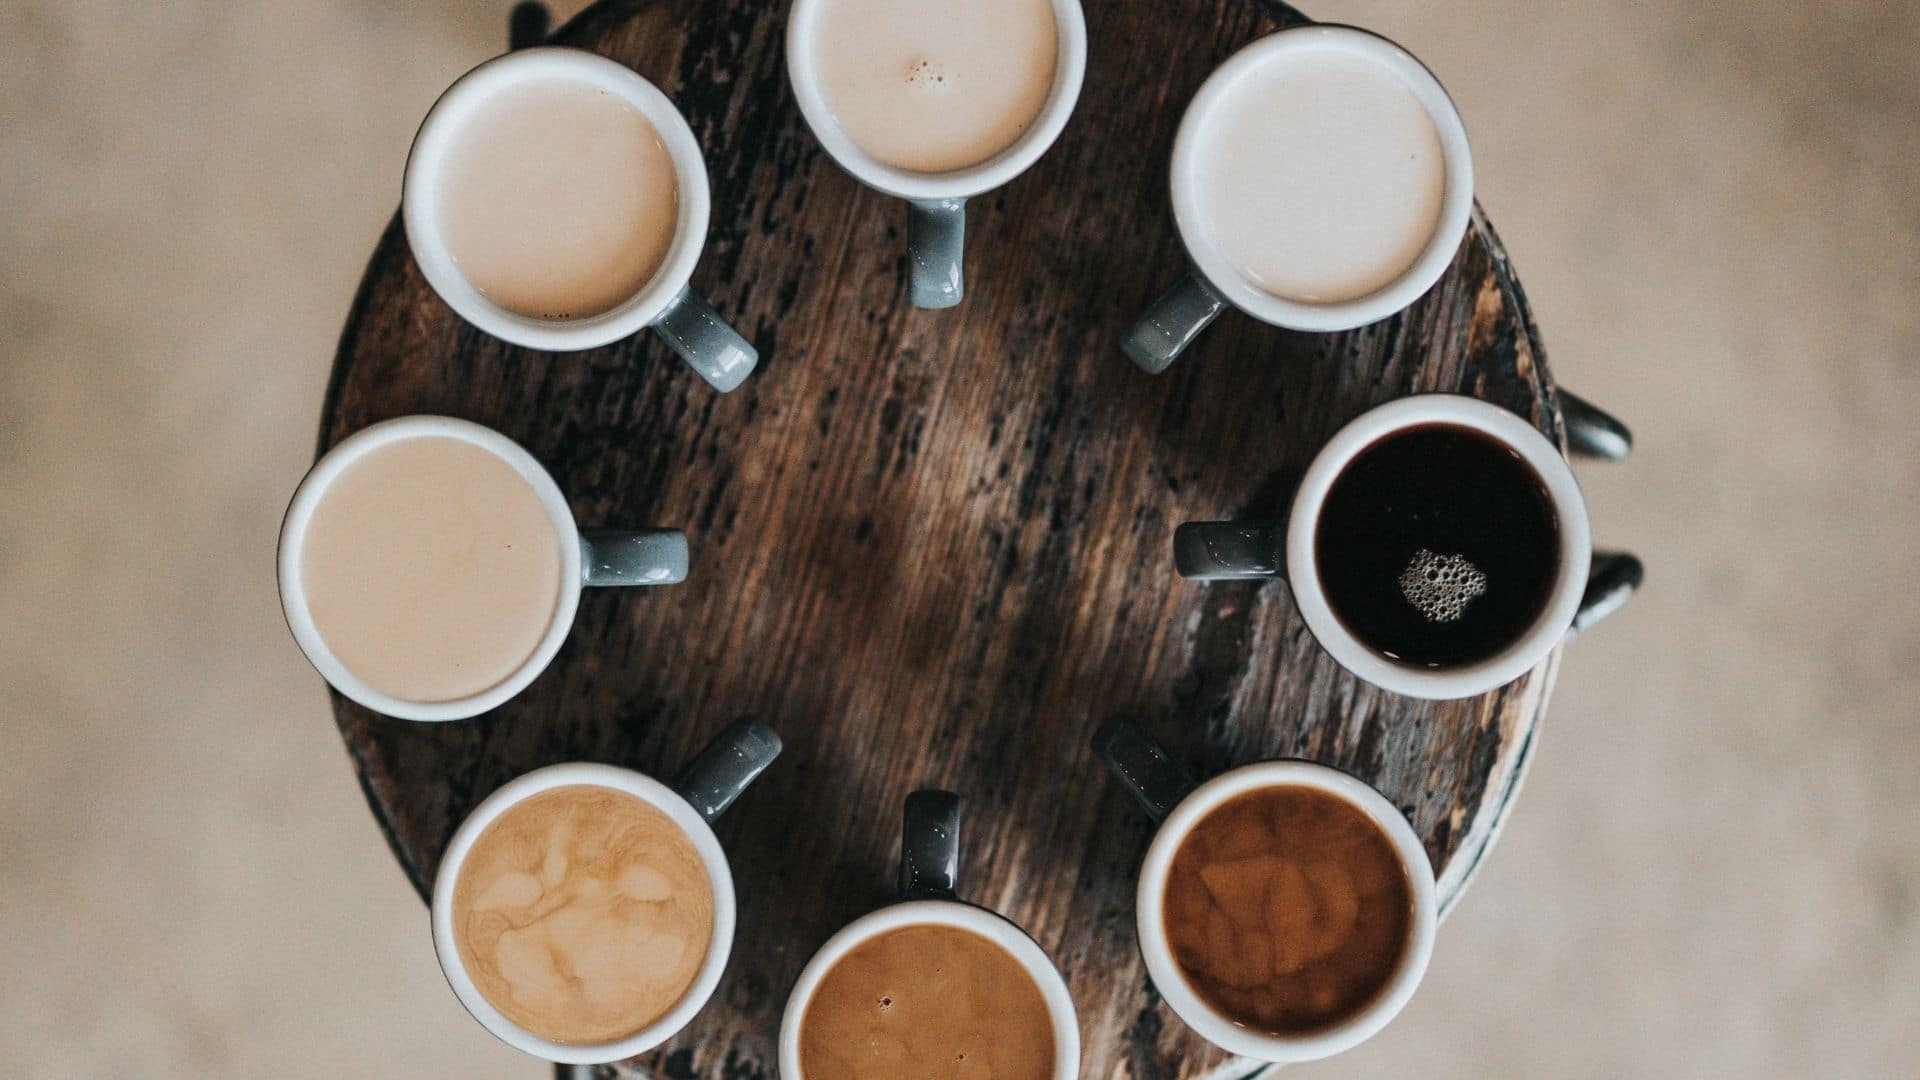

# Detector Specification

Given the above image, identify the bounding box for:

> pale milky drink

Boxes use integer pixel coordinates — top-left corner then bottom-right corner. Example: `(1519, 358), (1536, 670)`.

(810, 0), (1059, 173)
(437, 78), (679, 319)
(1193, 44), (1446, 304)
(300, 436), (562, 704)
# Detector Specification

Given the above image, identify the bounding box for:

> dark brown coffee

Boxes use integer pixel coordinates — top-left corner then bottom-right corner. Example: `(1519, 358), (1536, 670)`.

(1314, 423), (1560, 667)
(1162, 784), (1413, 1036)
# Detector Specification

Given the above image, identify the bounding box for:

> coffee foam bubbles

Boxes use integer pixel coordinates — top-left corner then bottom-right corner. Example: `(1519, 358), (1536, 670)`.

(453, 785), (714, 1045)
(1397, 548), (1486, 624)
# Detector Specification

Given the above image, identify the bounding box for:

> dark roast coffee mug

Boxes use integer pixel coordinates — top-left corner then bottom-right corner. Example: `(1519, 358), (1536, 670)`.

(1175, 392), (1642, 699)
(1094, 717), (1437, 1063)
(778, 791), (1080, 1078)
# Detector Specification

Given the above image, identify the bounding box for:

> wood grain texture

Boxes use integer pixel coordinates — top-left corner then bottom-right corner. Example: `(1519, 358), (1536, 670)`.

(321, 1), (1569, 1075)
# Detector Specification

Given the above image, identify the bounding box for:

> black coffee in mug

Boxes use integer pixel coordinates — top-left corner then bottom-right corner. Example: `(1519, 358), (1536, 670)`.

(1314, 424), (1559, 667)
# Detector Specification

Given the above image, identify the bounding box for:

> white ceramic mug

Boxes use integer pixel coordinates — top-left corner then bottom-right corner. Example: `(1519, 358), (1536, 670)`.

(403, 46), (757, 391)
(778, 791), (1081, 1078)
(1125, 25), (1474, 371)
(278, 415), (688, 721)
(431, 719), (781, 1064)
(785, 0), (1088, 308)
(1093, 718), (1437, 1064)
(1175, 394), (1605, 700)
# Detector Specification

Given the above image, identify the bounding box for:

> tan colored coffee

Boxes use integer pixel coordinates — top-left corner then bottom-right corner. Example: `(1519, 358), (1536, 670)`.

(453, 785), (715, 1045)
(1192, 43), (1445, 303)
(810, 0), (1058, 173)
(300, 435), (562, 703)
(799, 923), (1054, 1079)
(438, 78), (679, 319)
(1163, 785), (1413, 1035)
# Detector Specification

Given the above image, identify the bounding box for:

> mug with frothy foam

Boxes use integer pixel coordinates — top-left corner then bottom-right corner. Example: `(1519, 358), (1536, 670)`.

(431, 718), (781, 1063)
(1173, 394), (1644, 700)
(786, 0), (1087, 308)
(1124, 25), (1475, 372)
(779, 790), (1080, 1079)
(1093, 717), (1438, 1063)
(404, 47), (757, 392)
(278, 415), (690, 721)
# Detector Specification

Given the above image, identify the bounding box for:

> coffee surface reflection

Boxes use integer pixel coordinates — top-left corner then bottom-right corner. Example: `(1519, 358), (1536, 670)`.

(452, 785), (714, 1044)
(1163, 785), (1413, 1035)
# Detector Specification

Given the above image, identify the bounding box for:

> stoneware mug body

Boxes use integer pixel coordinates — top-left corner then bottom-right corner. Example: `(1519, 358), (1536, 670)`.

(430, 719), (781, 1064)
(403, 46), (757, 391)
(785, 0), (1088, 308)
(1094, 718), (1438, 1064)
(1125, 25), (1474, 371)
(1175, 394), (1599, 700)
(777, 791), (1081, 1078)
(278, 414), (689, 721)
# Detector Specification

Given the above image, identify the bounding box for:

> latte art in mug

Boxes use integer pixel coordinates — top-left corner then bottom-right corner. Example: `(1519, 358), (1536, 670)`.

(810, 0), (1059, 172)
(452, 785), (716, 1045)
(437, 77), (680, 319)
(300, 435), (563, 703)
(1191, 42), (1446, 303)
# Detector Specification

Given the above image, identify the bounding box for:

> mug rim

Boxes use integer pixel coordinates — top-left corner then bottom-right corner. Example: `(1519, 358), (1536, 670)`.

(1135, 760), (1438, 1063)
(1285, 394), (1592, 700)
(276, 415), (583, 722)
(777, 899), (1081, 1079)
(428, 762), (739, 1064)
(401, 46), (711, 351)
(783, 0), (1088, 200)
(1169, 24), (1474, 332)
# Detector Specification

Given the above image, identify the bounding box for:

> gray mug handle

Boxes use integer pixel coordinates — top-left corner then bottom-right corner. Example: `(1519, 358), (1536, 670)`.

(1560, 390), (1633, 461)
(899, 789), (961, 900)
(579, 527), (689, 587)
(1091, 717), (1196, 823)
(908, 198), (966, 309)
(671, 717), (783, 825)
(1172, 521), (1640, 633)
(650, 285), (758, 393)
(1124, 269), (1228, 373)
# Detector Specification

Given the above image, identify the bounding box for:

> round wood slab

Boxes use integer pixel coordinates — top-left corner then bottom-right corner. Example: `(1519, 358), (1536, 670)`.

(323, 1), (1568, 1075)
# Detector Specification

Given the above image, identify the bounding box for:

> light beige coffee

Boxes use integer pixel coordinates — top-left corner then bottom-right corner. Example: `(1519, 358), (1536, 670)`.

(437, 77), (679, 319)
(799, 923), (1055, 1079)
(453, 785), (716, 1045)
(1192, 43), (1445, 304)
(300, 435), (562, 704)
(810, 0), (1059, 173)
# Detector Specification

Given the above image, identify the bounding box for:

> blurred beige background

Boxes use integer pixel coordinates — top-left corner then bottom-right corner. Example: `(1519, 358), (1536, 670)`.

(3, 0), (1915, 1076)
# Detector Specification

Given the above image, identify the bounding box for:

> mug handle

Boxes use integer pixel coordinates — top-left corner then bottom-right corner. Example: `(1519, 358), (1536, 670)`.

(579, 527), (689, 587)
(1123, 269), (1228, 374)
(650, 285), (759, 393)
(908, 198), (966, 309)
(1091, 717), (1196, 823)
(899, 789), (961, 900)
(671, 717), (783, 825)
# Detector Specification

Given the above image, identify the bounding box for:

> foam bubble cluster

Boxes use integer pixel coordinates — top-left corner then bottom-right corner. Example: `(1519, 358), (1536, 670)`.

(904, 58), (949, 87)
(1398, 548), (1487, 623)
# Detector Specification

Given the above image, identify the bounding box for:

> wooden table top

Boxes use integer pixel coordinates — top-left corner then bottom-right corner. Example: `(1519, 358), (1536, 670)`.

(322, 1), (1579, 1075)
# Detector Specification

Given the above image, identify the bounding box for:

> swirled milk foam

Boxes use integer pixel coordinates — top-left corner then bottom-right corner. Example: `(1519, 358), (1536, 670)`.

(809, 0), (1059, 173)
(453, 785), (715, 1045)
(1191, 42), (1446, 304)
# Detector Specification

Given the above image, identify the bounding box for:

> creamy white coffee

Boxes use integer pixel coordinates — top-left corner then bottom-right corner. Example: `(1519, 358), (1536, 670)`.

(809, 0), (1058, 173)
(437, 77), (679, 319)
(1191, 43), (1445, 304)
(300, 435), (562, 704)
